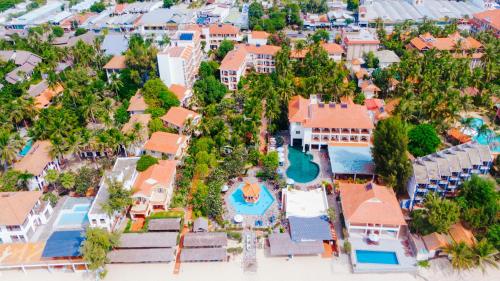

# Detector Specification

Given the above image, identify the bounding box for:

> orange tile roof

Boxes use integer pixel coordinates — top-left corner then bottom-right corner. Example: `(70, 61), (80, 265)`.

(13, 140), (53, 176)
(104, 55), (127, 70)
(352, 58), (361, 65)
(447, 128), (471, 144)
(208, 24), (239, 35)
(473, 9), (500, 31)
(219, 48), (247, 71)
(384, 98), (400, 114)
(422, 232), (449, 251)
(320, 43), (344, 54)
(290, 49), (308, 59)
(409, 37), (429, 51)
(133, 160), (177, 198)
(339, 182), (406, 226)
(164, 46), (193, 60)
(449, 223), (475, 246)
(288, 96), (374, 129)
(144, 132), (186, 155)
(127, 91), (148, 112)
(411, 32), (482, 51)
(160, 106), (200, 128)
(250, 31), (270, 39)
(0, 191), (42, 225)
(360, 81), (381, 92)
(355, 69), (369, 80)
(365, 98), (384, 110)
(239, 44), (281, 56)
(169, 84), (188, 101)
(34, 83), (64, 109)
(242, 182), (260, 198)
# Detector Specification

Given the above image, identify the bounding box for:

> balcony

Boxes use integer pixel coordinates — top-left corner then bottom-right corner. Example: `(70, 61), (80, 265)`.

(312, 128), (321, 133)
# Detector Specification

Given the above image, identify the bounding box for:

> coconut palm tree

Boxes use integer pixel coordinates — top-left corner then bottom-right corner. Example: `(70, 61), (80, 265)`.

(0, 129), (24, 170)
(444, 242), (475, 270)
(472, 239), (498, 273)
(107, 73), (123, 97)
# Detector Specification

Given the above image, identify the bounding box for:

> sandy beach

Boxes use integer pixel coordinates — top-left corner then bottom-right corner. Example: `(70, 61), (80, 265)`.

(1, 250), (499, 281)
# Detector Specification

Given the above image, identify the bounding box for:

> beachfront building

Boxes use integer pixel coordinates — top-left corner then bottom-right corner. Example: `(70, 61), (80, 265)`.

(0, 191), (53, 243)
(342, 28), (379, 61)
(158, 27), (202, 88)
(471, 9), (500, 38)
(27, 80), (64, 109)
(0, 50), (42, 84)
(143, 132), (188, 160)
(88, 157), (139, 231)
(288, 95), (374, 151)
(160, 106), (201, 133)
(127, 91), (148, 115)
(220, 44), (281, 90)
(407, 32), (484, 67)
(13, 140), (60, 191)
(130, 160), (177, 220)
(203, 23), (242, 51)
(405, 142), (492, 209)
(121, 114), (151, 156)
(248, 31), (270, 45)
(283, 187), (329, 218)
(181, 232), (228, 262)
(339, 182), (406, 239)
(103, 55), (127, 80)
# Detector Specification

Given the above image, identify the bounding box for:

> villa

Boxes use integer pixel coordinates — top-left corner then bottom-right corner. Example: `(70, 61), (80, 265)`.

(130, 160), (177, 220)
(160, 106), (201, 133)
(13, 140), (60, 191)
(405, 142), (492, 209)
(121, 114), (151, 156)
(288, 95), (373, 151)
(169, 84), (193, 106)
(143, 132), (188, 160)
(0, 191), (53, 243)
(103, 55), (127, 80)
(88, 157), (139, 231)
(203, 23), (242, 50)
(27, 80), (64, 109)
(127, 91), (148, 115)
(340, 182), (406, 239)
(290, 42), (345, 62)
(0, 50), (42, 84)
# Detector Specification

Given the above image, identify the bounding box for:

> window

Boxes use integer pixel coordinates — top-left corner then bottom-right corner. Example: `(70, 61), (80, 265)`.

(92, 219), (97, 225)
(6, 225), (21, 232)
(295, 131), (300, 134)
(100, 219), (106, 224)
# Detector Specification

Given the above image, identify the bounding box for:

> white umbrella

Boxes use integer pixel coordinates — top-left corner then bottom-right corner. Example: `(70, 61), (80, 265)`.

(286, 178), (295, 185)
(277, 147), (285, 152)
(368, 233), (380, 242)
(221, 185), (229, 192)
(234, 214), (243, 223)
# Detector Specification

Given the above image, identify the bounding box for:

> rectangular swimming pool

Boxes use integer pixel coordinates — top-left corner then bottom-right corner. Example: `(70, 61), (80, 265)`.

(55, 204), (90, 228)
(355, 250), (399, 265)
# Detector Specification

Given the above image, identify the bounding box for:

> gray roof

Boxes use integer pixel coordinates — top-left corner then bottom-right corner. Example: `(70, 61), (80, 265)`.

(268, 233), (324, 256)
(183, 232), (227, 248)
(101, 34), (129, 56)
(0, 50), (41, 84)
(119, 232), (178, 248)
(148, 218), (181, 232)
(27, 80), (48, 97)
(288, 216), (332, 242)
(180, 248), (226, 262)
(108, 248), (175, 263)
(138, 8), (195, 25)
(374, 50), (400, 64)
(193, 217), (208, 232)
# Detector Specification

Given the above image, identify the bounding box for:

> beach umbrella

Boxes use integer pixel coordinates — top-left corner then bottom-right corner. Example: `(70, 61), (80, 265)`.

(221, 185), (229, 192)
(286, 178), (295, 185)
(234, 214), (244, 223)
(368, 233), (380, 242)
(277, 147), (285, 152)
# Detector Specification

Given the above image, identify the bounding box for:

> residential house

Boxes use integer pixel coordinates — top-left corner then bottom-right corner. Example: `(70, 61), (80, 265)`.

(342, 28), (379, 61)
(407, 32), (484, 67)
(203, 23), (241, 50)
(27, 80), (64, 109)
(405, 142), (492, 209)
(288, 95), (373, 151)
(13, 140), (60, 191)
(101, 34), (129, 56)
(220, 44), (280, 90)
(471, 9), (500, 38)
(160, 106), (201, 133)
(136, 8), (196, 35)
(127, 91), (148, 115)
(121, 114), (151, 156)
(0, 50), (42, 84)
(158, 27), (202, 87)
(143, 132), (188, 159)
(374, 50), (400, 68)
(0, 191), (53, 243)
(359, 80), (381, 99)
(130, 160), (177, 220)
(247, 31), (269, 45)
(103, 55), (127, 80)
(4, 1), (63, 30)
(340, 182), (406, 239)
(169, 84), (193, 106)
(88, 157), (139, 231)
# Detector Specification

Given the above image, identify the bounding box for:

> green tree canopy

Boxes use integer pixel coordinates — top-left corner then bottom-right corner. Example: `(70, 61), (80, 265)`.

(101, 180), (133, 216)
(407, 124), (441, 157)
(216, 40), (235, 60)
(194, 76), (227, 105)
(90, 1), (105, 13)
(81, 227), (120, 278)
(136, 155), (159, 172)
(457, 175), (498, 229)
(142, 78), (179, 111)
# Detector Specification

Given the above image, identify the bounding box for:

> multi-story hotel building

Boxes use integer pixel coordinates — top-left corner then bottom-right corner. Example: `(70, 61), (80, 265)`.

(288, 95), (374, 151)
(202, 23), (242, 50)
(342, 28), (380, 61)
(406, 142), (492, 209)
(220, 44), (281, 90)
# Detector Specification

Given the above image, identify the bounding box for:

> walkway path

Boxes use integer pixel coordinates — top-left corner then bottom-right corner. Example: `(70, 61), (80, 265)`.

(259, 100), (267, 153)
(242, 230), (257, 272)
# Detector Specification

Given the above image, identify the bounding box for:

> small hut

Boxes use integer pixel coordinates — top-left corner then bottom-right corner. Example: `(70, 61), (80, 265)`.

(242, 182), (261, 203)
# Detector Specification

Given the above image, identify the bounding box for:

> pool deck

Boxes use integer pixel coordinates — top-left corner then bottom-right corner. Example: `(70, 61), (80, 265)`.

(349, 237), (417, 273)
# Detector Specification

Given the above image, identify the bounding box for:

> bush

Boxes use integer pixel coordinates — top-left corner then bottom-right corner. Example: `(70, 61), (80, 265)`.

(227, 247), (243, 255)
(226, 231), (242, 242)
(343, 240), (351, 254)
(417, 260), (430, 268)
(75, 27), (87, 36)
(136, 155), (159, 172)
(52, 26), (64, 37)
(42, 192), (59, 206)
(90, 1), (105, 13)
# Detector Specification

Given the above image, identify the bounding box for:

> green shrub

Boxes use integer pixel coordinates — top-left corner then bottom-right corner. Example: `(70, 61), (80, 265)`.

(343, 240), (351, 254)
(75, 27), (87, 36)
(136, 155), (158, 172)
(227, 247), (243, 255)
(417, 260), (430, 268)
(226, 231), (242, 242)
(52, 26), (64, 37)
(42, 192), (59, 206)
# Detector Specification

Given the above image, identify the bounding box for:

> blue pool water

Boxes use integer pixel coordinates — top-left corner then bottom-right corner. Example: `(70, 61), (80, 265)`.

(229, 184), (275, 215)
(466, 118), (500, 152)
(356, 250), (399, 265)
(55, 204), (90, 228)
(286, 146), (320, 183)
(19, 139), (33, 156)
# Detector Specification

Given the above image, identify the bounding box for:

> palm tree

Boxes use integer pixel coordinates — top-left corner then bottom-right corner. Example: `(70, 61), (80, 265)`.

(444, 242), (475, 271)
(0, 129), (24, 170)
(45, 169), (59, 190)
(59, 172), (76, 192)
(107, 74), (123, 97)
(472, 239), (498, 273)
(17, 172), (34, 190)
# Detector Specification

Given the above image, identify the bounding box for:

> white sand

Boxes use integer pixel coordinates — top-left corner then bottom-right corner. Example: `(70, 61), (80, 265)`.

(1, 251), (498, 281)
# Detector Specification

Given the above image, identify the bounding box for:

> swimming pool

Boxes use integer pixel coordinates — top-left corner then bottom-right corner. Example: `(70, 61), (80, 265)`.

(55, 203), (90, 228)
(355, 250), (399, 265)
(229, 183), (275, 215)
(465, 118), (500, 153)
(286, 146), (320, 183)
(19, 139), (33, 157)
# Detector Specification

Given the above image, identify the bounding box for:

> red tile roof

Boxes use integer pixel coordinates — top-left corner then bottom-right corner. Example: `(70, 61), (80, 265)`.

(473, 9), (500, 31)
(133, 160), (177, 198)
(208, 24), (239, 35)
(169, 84), (188, 101)
(219, 48), (247, 71)
(160, 106), (200, 128)
(127, 91), (148, 112)
(144, 132), (187, 155)
(250, 31), (270, 39)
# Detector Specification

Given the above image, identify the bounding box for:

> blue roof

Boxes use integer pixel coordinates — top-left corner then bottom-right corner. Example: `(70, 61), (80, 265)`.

(42, 230), (85, 258)
(288, 216), (332, 242)
(327, 145), (375, 175)
(179, 33), (193, 41)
